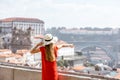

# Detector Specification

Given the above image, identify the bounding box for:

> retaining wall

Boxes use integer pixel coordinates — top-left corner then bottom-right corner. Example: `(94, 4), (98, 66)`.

(0, 65), (91, 80)
(0, 64), (119, 80)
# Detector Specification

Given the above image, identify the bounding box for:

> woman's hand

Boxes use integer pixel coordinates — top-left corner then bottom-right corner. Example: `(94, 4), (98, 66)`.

(69, 44), (74, 48)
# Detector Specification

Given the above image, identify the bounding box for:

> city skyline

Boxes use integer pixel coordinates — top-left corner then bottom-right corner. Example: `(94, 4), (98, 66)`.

(0, 0), (120, 29)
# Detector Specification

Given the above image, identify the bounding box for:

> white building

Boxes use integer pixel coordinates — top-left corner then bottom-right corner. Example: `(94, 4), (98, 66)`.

(0, 17), (45, 36)
(58, 47), (74, 56)
(60, 28), (119, 35)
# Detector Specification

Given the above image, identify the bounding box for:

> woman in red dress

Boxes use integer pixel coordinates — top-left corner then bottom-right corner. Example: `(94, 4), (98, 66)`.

(30, 34), (73, 80)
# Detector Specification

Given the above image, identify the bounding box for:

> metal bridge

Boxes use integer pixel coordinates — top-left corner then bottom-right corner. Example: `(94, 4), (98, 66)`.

(68, 41), (120, 67)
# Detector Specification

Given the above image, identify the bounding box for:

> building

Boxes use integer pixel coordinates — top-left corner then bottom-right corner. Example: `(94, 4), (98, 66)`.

(0, 17), (45, 36)
(10, 27), (32, 53)
(0, 37), (4, 49)
(60, 28), (119, 35)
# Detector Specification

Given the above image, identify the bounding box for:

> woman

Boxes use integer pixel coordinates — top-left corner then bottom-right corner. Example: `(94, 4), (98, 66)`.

(30, 34), (73, 80)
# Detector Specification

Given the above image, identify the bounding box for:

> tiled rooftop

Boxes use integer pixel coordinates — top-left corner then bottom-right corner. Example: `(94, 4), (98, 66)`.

(0, 49), (120, 79)
(0, 17), (44, 23)
(0, 49), (11, 52)
(73, 66), (86, 70)
(0, 53), (21, 58)
(114, 69), (120, 79)
(34, 34), (44, 39)
(16, 49), (30, 56)
(0, 49), (30, 64)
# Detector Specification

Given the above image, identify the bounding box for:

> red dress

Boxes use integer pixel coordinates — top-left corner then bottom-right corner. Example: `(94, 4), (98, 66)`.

(40, 46), (58, 80)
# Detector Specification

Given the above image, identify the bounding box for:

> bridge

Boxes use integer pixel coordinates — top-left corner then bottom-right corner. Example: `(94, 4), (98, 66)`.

(68, 41), (120, 67)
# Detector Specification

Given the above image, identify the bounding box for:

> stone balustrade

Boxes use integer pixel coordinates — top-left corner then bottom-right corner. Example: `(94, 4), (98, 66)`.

(0, 64), (119, 80)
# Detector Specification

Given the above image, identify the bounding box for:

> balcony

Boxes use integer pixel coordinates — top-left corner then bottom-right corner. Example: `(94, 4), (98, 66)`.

(0, 62), (119, 80)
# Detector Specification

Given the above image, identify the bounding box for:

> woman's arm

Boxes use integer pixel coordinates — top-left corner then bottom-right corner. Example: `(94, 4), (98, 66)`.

(30, 42), (43, 54)
(57, 43), (74, 49)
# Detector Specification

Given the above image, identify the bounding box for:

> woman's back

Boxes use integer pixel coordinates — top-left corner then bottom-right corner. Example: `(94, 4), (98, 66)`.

(40, 45), (58, 80)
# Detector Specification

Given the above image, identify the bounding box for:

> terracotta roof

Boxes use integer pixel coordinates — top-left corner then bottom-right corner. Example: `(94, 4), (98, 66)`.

(0, 54), (12, 58)
(0, 17), (44, 23)
(7, 59), (23, 64)
(114, 74), (120, 79)
(0, 53), (22, 58)
(73, 66), (86, 70)
(34, 34), (44, 39)
(0, 49), (11, 52)
(0, 49), (12, 54)
(114, 68), (120, 79)
(16, 49), (30, 56)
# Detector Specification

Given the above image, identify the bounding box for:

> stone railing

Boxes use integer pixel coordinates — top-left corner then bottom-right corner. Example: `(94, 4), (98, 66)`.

(0, 63), (119, 80)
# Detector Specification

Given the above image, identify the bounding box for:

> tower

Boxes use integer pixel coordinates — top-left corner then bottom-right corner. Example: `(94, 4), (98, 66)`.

(11, 27), (32, 53)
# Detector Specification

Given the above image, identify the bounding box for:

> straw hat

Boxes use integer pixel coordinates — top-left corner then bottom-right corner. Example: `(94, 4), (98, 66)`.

(43, 34), (58, 45)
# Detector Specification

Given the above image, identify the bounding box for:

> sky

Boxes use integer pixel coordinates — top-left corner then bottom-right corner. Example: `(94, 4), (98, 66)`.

(0, 0), (120, 29)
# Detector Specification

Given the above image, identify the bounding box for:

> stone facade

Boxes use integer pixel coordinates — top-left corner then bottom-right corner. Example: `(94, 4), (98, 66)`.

(10, 27), (32, 53)
(0, 17), (45, 36)
(0, 37), (4, 49)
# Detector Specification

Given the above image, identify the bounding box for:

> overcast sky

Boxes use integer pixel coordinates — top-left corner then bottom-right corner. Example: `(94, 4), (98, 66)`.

(0, 0), (120, 29)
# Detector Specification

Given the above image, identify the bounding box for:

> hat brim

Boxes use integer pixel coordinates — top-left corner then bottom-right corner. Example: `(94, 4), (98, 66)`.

(43, 37), (58, 45)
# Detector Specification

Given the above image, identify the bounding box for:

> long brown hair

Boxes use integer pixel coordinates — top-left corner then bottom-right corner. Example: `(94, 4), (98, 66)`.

(45, 43), (55, 62)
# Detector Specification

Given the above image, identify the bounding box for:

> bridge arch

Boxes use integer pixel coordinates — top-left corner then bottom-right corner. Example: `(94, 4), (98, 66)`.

(79, 44), (115, 62)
